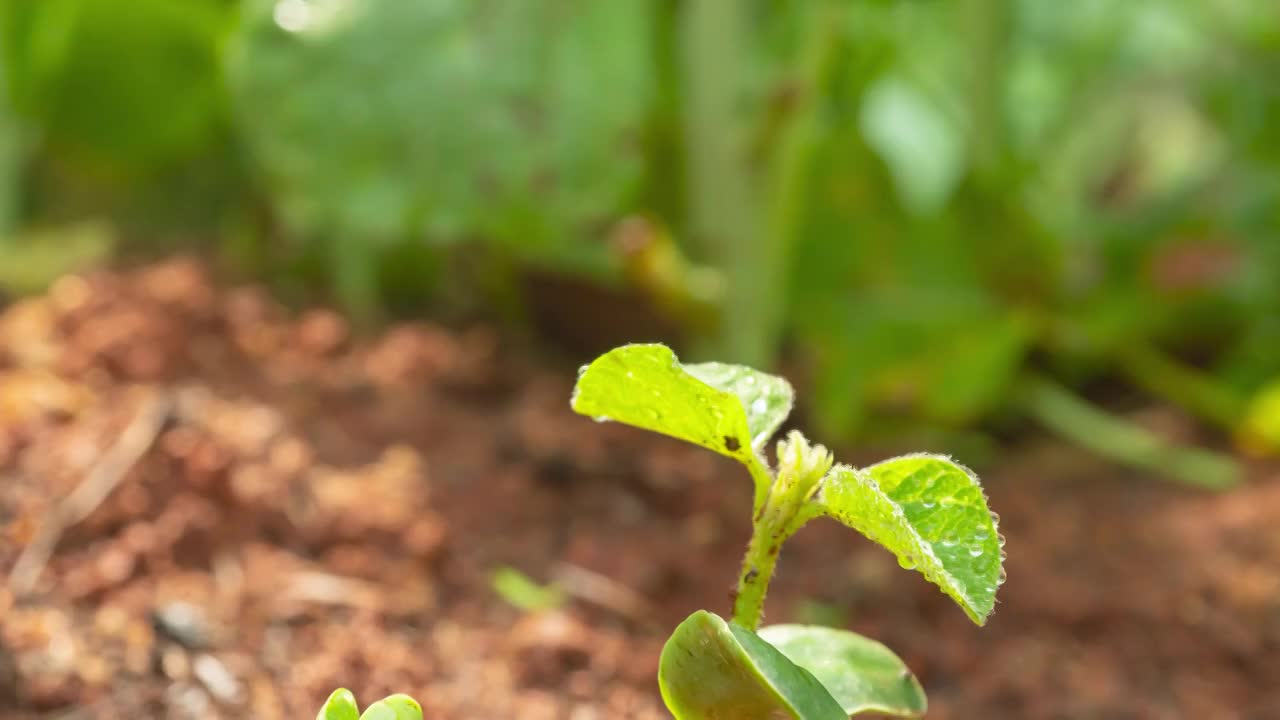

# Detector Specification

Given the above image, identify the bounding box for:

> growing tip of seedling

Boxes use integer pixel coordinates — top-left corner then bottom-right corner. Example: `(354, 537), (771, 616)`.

(776, 430), (833, 496)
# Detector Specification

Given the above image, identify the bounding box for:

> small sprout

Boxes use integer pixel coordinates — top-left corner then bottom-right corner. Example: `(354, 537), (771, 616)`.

(316, 689), (422, 720)
(491, 566), (567, 612)
(573, 344), (1005, 718)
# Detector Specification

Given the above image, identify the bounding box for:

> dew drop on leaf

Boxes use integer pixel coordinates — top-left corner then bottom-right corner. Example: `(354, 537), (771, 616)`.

(968, 547), (984, 558)
(921, 501), (936, 509)
(898, 555), (917, 570)
(751, 397), (768, 415)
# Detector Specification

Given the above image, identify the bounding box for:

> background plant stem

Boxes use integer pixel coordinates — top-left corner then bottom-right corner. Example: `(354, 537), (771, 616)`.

(1020, 374), (1241, 489)
(682, 0), (760, 363)
(1116, 342), (1245, 431)
(682, 1), (841, 366)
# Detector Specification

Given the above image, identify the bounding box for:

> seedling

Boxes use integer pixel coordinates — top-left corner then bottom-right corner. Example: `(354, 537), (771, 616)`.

(316, 688), (422, 720)
(571, 344), (1005, 718)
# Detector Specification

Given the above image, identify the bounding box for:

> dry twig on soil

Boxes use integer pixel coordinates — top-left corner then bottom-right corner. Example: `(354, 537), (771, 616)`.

(7, 391), (172, 595)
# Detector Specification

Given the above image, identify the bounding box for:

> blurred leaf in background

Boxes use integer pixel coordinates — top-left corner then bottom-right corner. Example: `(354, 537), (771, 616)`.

(0, 220), (113, 297)
(859, 74), (965, 217)
(0, 0), (229, 172)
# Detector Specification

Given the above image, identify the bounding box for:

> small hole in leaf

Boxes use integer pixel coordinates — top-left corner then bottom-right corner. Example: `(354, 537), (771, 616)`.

(723, 436), (741, 452)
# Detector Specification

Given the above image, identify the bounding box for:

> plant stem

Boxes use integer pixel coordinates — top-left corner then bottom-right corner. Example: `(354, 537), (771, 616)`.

(681, 0), (759, 363)
(732, 510), (785, 631)
(965, 0), (1012, 181)
(758, 2), (844, 363)
(1116, 342), (1245, 431)
(681, 1), (843, 366)
(1020, 374), (1241, 490)
(732, 432), (830, 629)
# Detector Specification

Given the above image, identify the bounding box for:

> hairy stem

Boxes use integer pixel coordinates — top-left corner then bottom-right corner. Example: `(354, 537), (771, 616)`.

(732, 431), (830, 629)
(732, 512), (785, 631)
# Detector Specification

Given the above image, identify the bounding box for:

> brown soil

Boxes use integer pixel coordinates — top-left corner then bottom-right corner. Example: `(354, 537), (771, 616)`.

(1, 260), (1277, 719)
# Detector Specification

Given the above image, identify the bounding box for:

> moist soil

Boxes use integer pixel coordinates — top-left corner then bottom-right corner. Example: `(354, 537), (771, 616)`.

(1, 260), (1277, 720)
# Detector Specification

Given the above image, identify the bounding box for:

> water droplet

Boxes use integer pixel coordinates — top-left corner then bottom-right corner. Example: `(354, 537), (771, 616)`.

(921, 501), (936, 509)
(592, 416), (610, 424)
(989, 510), (1001, 525)
(939, 536), (957, 548)
(744, 376), (756, 385)
(968, 547), (984, 558)
(997, 566), (1008, 585)
(998, 534), (1006, 548)
(897, 555), (916, 570)
(750, 398), (768, 415)
(974, 531), (990, 542)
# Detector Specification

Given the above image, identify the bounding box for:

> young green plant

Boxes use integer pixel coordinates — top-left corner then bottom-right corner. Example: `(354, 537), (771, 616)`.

(572, 344), (1005, 719)
(316, 689), (422, 720)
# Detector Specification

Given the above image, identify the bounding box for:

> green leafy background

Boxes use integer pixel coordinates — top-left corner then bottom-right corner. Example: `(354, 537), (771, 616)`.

(3, 0), (1279, 468)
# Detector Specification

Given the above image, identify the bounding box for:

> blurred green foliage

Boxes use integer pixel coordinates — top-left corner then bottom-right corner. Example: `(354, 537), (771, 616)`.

(2, 0), (1279, 470)
(0, 0), (228, 171)
(228, 0), (654, 314)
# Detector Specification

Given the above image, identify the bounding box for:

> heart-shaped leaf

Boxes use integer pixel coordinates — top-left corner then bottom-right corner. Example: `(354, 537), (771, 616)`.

(758, 625), (927, 717)
(812, 455), (1003, 624)
(572, 344), (791, 505)
(359, 695), (423, 720)
(316, 689), (360, 720)
(659, 610), (845, 720)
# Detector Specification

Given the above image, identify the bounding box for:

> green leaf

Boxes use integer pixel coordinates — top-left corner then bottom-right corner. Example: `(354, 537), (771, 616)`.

(658, 610), (845, 720)
(812, 455), (1003, 624)
(316, 688), (360, 720)
(359, 695), (423, 720)
(490, 566), (566, 612)
(758, 625), (927, 717)
(572, 344), (790, 505)
(0, 220), (114, 296)
(683, 361), (795, 451)
(860, 75), (965, 216)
